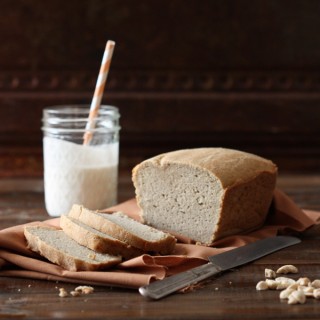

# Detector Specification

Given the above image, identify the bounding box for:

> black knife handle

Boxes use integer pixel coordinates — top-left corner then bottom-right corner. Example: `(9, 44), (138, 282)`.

(139, 262), (222, 300)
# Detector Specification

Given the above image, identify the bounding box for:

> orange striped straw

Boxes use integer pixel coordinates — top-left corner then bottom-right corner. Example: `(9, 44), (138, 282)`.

(83, 40), (116, 145)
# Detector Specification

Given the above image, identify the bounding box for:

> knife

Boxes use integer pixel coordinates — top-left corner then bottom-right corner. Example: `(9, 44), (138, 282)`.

(139, 235), (301, 300)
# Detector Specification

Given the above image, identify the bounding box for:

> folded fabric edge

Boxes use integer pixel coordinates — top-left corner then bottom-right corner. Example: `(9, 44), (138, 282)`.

(0, 269), (156, 289)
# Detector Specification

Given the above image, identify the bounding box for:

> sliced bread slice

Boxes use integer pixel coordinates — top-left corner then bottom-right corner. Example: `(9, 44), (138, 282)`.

(24, 225), (121, 271)
(68, 204), (176, 254)
(60, 214), (142, 259)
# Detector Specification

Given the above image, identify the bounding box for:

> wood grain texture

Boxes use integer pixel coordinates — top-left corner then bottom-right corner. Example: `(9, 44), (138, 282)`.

(0, 174), (320, 319)
(1, 0), (320, 175)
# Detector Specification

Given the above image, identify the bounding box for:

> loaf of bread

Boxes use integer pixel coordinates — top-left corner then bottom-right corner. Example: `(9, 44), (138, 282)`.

(24, 225), (121, 271)
(132, 147), (277, 245)
(68, 204), (177, 254)
(60, 214), (142, 259)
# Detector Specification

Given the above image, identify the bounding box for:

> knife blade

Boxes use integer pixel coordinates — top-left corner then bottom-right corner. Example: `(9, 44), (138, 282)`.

(139, 235), (301, 300)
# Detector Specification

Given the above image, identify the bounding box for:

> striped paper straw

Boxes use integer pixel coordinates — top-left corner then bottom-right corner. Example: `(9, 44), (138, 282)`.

(83, 40), (115, 145)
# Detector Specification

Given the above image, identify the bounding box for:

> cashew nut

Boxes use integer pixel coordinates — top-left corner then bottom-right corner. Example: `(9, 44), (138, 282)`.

(313, 288), (320, 299)
(275, 277), (296, 289)
(296, 277), (311, 286)
(276, 265), (298, 274)
(256, 281), (269, 291)
(265, 268), (276, 279)
(266, 279), (278, 290)
(280, 288), (295, 299)
(311, 280), (320, 288)
(299, 286), (314, 297)
(287, 283), (299, 290)
(288, 290), (306, 305)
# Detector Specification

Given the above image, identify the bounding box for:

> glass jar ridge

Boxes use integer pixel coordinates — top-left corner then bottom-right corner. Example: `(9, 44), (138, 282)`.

(42, 105), (120, 145)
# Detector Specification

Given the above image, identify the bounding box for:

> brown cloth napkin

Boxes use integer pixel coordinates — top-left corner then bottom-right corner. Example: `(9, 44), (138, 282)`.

(0, 189), (319, 289)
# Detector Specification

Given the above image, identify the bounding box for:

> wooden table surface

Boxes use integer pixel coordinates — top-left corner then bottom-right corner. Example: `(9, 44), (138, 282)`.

(1, 173), (320, 320)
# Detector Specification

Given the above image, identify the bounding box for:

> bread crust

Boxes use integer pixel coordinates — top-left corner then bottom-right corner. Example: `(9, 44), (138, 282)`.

(210, 170), (276, 243)
(68, 205), (176, 254)
(133, 148), (277, 189)
(24, 225), (121, 271)
(60, 215), (142, 259)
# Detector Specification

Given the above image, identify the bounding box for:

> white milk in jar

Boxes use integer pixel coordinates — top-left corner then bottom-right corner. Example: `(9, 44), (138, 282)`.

(42, 105), (120, 217)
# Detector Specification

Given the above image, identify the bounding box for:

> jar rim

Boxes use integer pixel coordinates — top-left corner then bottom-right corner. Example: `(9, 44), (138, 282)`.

(43, 104), (119, 117)
(42, 104), (120, 133)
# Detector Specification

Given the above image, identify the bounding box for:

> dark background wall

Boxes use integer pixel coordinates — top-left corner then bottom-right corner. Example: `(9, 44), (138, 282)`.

(1, 0), (320, 177)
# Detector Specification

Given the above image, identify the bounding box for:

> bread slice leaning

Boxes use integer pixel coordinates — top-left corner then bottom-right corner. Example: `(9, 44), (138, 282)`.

(24, 225), (121, 271)
(67, 204), (176, 255)
(60, 215), (143, 259)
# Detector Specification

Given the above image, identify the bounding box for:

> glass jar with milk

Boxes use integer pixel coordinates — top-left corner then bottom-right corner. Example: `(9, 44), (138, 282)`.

(42, 105), (120, 217)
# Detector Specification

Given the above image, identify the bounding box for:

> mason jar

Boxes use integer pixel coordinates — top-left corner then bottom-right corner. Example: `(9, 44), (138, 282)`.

(42, 105), (120, 217)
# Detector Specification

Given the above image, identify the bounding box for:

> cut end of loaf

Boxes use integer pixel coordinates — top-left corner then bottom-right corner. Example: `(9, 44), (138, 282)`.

(133, 161), (224, 244)
(132, 148), (277, 245)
